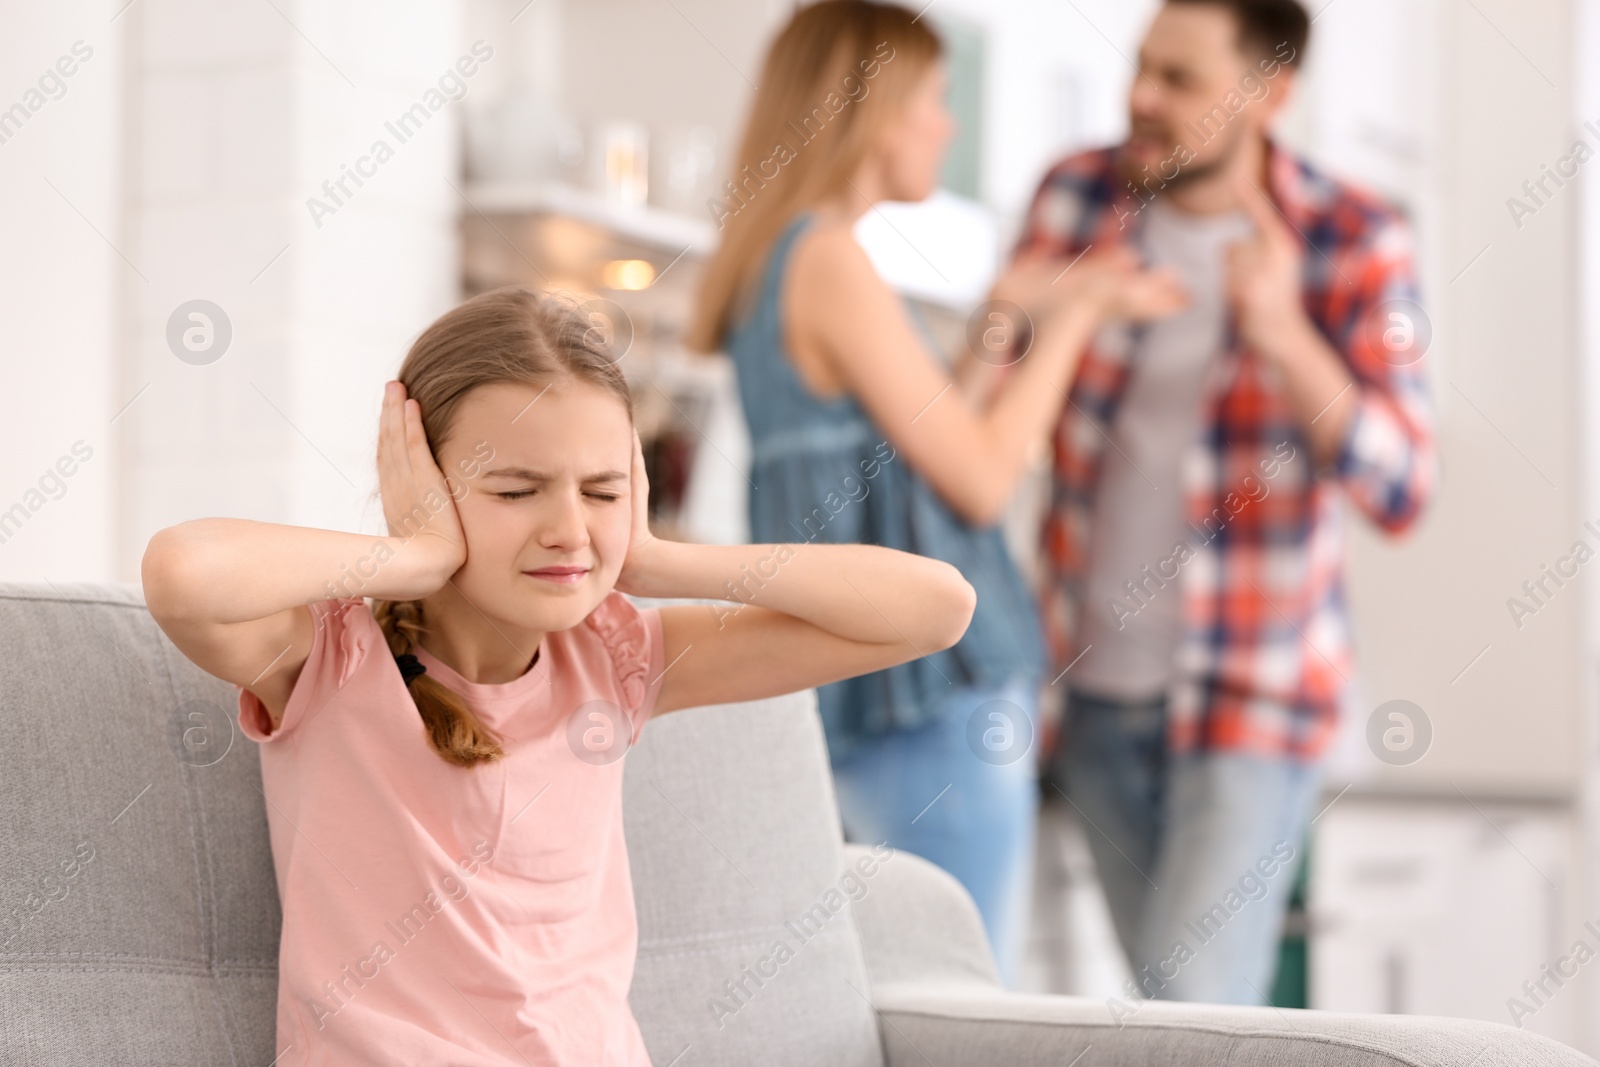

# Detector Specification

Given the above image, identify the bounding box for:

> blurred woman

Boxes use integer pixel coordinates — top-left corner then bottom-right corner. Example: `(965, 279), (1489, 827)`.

(685, 0), (1184, 986)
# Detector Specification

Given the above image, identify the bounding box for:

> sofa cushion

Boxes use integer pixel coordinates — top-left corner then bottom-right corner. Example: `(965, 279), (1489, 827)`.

(624, 695), (884, 1067)
(0, 582), (279, 1063)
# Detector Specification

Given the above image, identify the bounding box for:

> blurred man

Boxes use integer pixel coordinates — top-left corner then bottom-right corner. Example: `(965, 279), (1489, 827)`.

(1000, 0), (1437, 1004)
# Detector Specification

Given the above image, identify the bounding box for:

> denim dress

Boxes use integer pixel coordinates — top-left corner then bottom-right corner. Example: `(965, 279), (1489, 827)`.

(720, 210), (1047, 763)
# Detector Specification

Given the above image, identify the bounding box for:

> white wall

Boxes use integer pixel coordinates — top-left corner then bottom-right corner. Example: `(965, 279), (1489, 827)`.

(1578, 0), (1600, 1049)
(0, 0), (479, 585)
(1321, 0), (1583, 799)
(119, 0), (472, 576)
(0, 3), (124, 581)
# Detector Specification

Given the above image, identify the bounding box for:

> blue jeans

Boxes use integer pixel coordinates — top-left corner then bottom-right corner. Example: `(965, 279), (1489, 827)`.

(830, 677), (1040, 988)
(1055, 687), (1323, 1005)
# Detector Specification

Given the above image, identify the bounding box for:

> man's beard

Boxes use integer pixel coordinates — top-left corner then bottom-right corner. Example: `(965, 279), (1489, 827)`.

(1120, 118), (1250, 194)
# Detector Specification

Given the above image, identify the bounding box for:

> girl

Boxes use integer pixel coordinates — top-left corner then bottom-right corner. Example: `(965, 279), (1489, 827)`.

(684, 0), (1186, 986)
(141, 286), (975, 1066)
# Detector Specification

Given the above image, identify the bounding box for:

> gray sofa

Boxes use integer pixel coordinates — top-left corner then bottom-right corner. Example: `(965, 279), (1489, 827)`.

(0, 580), (1592, 1066)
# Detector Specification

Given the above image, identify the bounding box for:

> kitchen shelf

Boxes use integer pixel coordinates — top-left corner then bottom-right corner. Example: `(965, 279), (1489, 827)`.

(462, 180), (717, 255)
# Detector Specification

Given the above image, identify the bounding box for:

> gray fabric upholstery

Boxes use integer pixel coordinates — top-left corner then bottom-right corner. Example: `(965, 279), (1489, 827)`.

(624, 698), (881, 1066)
(0, 581), (280, 1064)
(845, 842), (1001, 992)
(0, 581), (1594, 1067)
(868, 988), (1596, 1067)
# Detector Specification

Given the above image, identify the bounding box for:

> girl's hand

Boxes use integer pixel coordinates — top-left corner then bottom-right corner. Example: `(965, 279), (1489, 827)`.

(614, 427), (660, 597)
(378, 380), (467, 595)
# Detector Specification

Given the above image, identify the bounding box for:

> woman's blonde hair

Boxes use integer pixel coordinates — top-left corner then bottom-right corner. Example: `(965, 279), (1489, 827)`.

(373, 286), (632, 768)
(684, 0), (942, 353)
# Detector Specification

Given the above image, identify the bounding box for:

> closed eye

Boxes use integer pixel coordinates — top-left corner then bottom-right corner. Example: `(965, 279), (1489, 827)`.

(497, 490), (621, 502)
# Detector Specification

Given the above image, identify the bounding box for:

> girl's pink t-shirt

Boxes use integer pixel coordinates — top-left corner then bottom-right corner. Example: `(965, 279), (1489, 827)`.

(234, 591), (666, 1066)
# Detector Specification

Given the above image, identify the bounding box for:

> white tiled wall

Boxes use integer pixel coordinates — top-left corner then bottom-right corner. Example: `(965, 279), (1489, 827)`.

(118, 0), (472, 571)
(2, 2), (480, 582)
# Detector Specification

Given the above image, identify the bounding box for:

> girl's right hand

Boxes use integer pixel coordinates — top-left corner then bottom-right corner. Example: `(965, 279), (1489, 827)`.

(378, 380), (468, 594)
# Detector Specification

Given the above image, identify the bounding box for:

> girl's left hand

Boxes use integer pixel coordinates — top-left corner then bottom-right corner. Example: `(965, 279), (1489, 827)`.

(614, 428), (659, 596)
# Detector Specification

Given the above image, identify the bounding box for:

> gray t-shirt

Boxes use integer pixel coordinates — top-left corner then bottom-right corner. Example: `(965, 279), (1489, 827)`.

(1070, 197), (1254, 701)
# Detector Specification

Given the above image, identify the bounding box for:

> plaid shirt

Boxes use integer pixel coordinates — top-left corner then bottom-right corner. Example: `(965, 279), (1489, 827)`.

(1012, 139), (1437, 762)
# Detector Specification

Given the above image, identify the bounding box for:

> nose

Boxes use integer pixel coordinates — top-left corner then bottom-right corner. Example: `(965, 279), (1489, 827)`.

(1129, 77), (1161, 121)
(538, 486), (590, 551)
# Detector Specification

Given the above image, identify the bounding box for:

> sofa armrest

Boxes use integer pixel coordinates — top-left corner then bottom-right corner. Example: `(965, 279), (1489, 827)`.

(868, 987), (1598, 1067)
(844, 842), (1001, 991)
(846, 845), (1597, 1067)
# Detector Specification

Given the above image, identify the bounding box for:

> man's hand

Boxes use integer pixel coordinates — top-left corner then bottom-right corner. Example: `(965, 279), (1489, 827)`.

(1225, 174), (1362, 468)
(1225, 174), (1314, 363)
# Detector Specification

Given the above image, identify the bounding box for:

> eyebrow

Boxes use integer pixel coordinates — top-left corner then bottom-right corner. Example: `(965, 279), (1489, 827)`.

(481, 467), (628, 483)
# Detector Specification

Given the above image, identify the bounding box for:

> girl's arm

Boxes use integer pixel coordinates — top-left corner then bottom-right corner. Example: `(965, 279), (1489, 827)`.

(627, 539), (976, 718)
(616, 432), (975, 717)
(142, 383), (463, 723)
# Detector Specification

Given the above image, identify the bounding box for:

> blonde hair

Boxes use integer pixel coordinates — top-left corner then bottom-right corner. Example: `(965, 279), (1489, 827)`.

(373, 286), (633, 768)
(684, 0), (942, 353)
